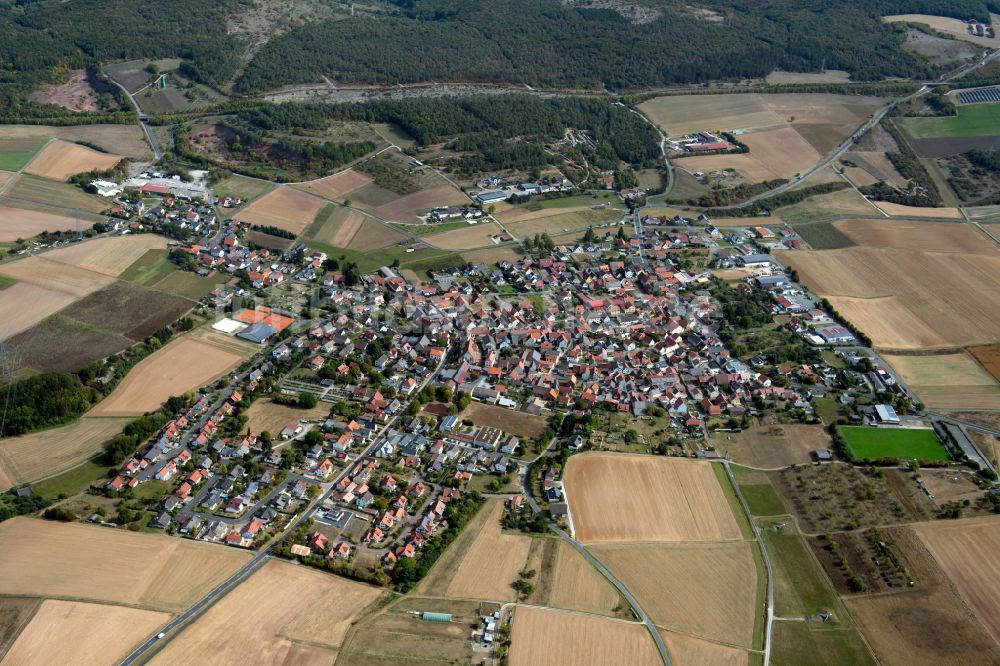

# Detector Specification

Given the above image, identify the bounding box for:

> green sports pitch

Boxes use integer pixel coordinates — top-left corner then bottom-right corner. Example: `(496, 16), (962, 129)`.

(837, 426), (949, 461)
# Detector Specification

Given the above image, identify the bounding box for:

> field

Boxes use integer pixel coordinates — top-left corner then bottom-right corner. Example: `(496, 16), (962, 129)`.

(152, 559), (386, 666)
(0, 598), (40, 659)
(714, 423), (833, 468)
(682, 127), (822, 182)
(873, 201), (964, 218)
(0, 282), (75, 340)
(234, 186), (326, 235)
(593, 542), (757, 647)
(775, 186), (876, 223)
(243, 398), (330, 436)
(462, 245), (522, 264)
(0, 138), (45, 172)
(970, 343), (1000, 382)
(882, 351), (1000, 410)
(838, 426), (948, 461)
(777, 222), (1000, 349)
(5, 174), (109, 214)
(0, 125), (151, 160)
(304, 205), (366, 246)
(533, 538), (621, 616)
(0, 205), (86, 241)
(45, 235), (168, 276)
(507, 606), (660, 666)
(343, 218), (409, 251)
(898, 104), (1000, 139)
(418, 499), (531, 602)
(423, 221), (502, 249)
(56, 281), (192, 339)
(372, 186), (470, 224)
(90, 337), (247, 416)
(501, 207), (623, 239)
(459, 402), (548, 438)
(23, 140), (121, 181)
(0, 416), (130, 490)
(0, 518), (251, 611)
(795, 221), (857, 250)
(294, 169), (373, 201)
(564, 453), (741, 543)
(211, 174), (274, 205)
(661, 631), (748, 666)
(884, 14), (1000, 47)
(2, 600), (168, 666)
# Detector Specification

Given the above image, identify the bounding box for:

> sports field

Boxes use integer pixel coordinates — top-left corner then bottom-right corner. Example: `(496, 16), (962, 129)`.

(837, 426), (949, 461)
(898, 104), (1000, 139)
(564, 453), (741, 543)
(508, 606), (660, 666)
(0, 518), (251, 611)
(24, 140), (121, 180)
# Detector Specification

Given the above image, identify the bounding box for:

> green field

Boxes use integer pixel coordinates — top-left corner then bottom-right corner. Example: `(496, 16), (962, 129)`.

(898, 104), (1000, 139)
(212, 174), (275, 206)
(838, 426), (949, 461)
(305, 238), (463, 275)
(6, 174), (107, 213)
(515, 193), (619, 212)
(30, 459), (110, 500)
(0, 275), (17, 289)
(0, 139), (46, 171)
(741, 484), (786, 516)
(120, 249), (173, 283)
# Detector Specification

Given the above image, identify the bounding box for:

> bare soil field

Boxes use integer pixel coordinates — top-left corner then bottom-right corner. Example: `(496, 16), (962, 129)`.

(90, 337), (246, 416)
(0, 282), (75, 340)
(59, 281), (194, 340)
(24, 140), (121, 181)
(873, 202), (964, 218)
(152, 559), (386, 666)
(594, 541), (757, 647)
(661, 630), (749, 666)
(535, 538), (621, 616)
(243, 398), (330, 436)
(904, 28), (980, 65)
(564, 453), (741, 543)
(0, 598), (40, 660)
(0, 417), (130, 491)
(835, 219), (990, 253)
(0, 125), (151, 160)
(740, 127), (823, 178)
(0, 518), (251, 611)
(311, 207), (366, 247)
(508, 606), (660, 666)
(0, 205), (83, 241)
(461, 245), (522, 264)
(234, 186), (326, 235)
(42, 235), (167, 277)
(970, 343), (1000, 382)
(28, 70), (99, 112)
(460, 402), (548, 438)
(778, 231), (1000, 348)
(715, 423), (833, 468)
(0, 255), (113, 297)
(372, 185), (469, 224)
(7, 315), (134, 374)
(884, 14), (1000, 47)
(1, 600), (168, 666)
(914, 516), (1000, 644)
(424, 222), (502, 250)
(843, 165), (879, 187)
(345, 218), (408, 252)
(294, 169), (373, 201)
(882, 351), (1000, 410)
(766, 69), (850, 85)
(419, 499), (531, 602)
(921, 468), (984, 506)
(848, 525), (1000, 666)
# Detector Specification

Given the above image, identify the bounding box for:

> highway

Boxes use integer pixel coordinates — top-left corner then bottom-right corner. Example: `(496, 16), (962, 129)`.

(120, 344), (450, 665)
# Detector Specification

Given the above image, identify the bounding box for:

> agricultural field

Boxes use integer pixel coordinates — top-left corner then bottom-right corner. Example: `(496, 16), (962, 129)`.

(59, 281), (192, 339)
(0, 416), (130, 491)
(532, 538), (621, 617)
(423, 221), (502, 250)
(336, 597), (483, 665)
(592, 542), (757, 648)
(838, 426), (948, 461)
(0, 518), (251, 611)
(499, 207), (623, 239)
(0, 598), (40, 659)
(507, 606), (660, 666)
(872, 201), (964, 218)
(714, 422), (833, 468)
(0, 138), (45, 172)
(0, 282), (75, 340)
(105, 59), (155, 93)
(303, 205), (366, 246)
(461, 245), (522, 265)
(0, 205), (81, 241)
(418, 499), (531, 602)
(460, 402), (548, 439)
(766, 69), (851, 85)
(564, 453), (741, 543)
(23, 140), (121, 181)
(777, 222), (1000, 349)
(152, 559), (387, 666)
(342, 218), (409, 252)
(847, 524), (1000, 665)
(1, 600), (168, 666)
(4, 175), (108, 214)
(0, 125), (151, 160)
(243, 398), (330, 436)
(795, 221), (857, 250)
(90, 337), (247, 416)
(898, 103), (1000, 139)
(661, 631), (749, 666)
(46, 234), (168, 277)
(882, 351), (1000, 410)
(234, 186), (326, 236)
(970, 344), (1000, 382)
(211, 174), (274, 205)
(774, 185), (877, 223)
(884, 14), (1000, 47)
(294, 169), (373, 202)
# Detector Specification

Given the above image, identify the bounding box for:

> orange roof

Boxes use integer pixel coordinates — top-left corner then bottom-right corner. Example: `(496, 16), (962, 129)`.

(233, 306), (294, 332)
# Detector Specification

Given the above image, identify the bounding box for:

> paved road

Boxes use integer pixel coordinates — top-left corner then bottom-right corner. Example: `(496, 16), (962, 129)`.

(120, 346), (450, 665)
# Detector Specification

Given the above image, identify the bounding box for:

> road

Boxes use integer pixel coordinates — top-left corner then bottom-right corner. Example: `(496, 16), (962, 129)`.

(106, 76), (163, 160)
(120, 343), (450, 665)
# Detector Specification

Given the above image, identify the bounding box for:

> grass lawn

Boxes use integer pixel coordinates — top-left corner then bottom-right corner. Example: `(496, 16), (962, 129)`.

(120, 249), (173, 284)
(511, 193), (619, 212)
(837, 426), (949, 461)
(0, 140), (46, 171)
(212, 174), (275, 204)
(741, 484), (786, 516)
(130, 480), (172, 500)
(765, 531), (841, 617)
(31, 459), (111, 500)
(772, 619), (876, 666)
(898, 104), (1000, 139)
(812, 397), (845, 425)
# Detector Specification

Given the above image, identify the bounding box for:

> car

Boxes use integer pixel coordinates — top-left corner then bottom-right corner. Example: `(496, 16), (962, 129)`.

(156, 632), (166, 640)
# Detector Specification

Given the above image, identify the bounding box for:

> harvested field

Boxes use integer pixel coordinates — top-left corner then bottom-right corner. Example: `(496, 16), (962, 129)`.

(244, 398), (330, 436)
(843, 165), (879, 187)
(152, 559), (385, 665)
(970, 343), (1000, 382)
(739, 127), (822, 178)
(884, 14), (1000, 47)
(0, 282), (74, 340)
(307, 205), (366, 247)
(424, 222), (502, 250)
(715, 423), (833, 468)
(234, 186), (326, 235)
(0, 125), (150, 160)
(6, 315), (134, 374)
(766, 69), (850, 85)
(0, 598), (40, 660)
(535, 539), (621, 616)
(460, 402), (547, 438)
(873, 201), (964, 218)
(5, 174), (108, 213)
(883, 351), (1000, 410)
(419, 499), (531, 602)
(503, 208), (622, 238)
(372, 185), (470, 224)
(0, 518), (251, 611)
(848, 151), (909, 189)
(1, 600), (168, 666)
(345, 218), (408, 252)
(295, 169), (373, 201)
(661, 631), (749, 666)
(0, 417), (130, 490)
(564, 453), (741, 543)
(914, 516), (1000, 645)
(776, 186), (876, 223)
(0, 205), (83, 241)
(835, 219), (987, 253)
(91, 337), (246, 416)
(461, 245), (522, 264)
(508, 606), (659, 666)
(594, 542), (757, 647)
(848, 525), (1000, 666)
(43, 235), (168, 277)
(59, 281), (194, 339)
(24, 140), (121, 181)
